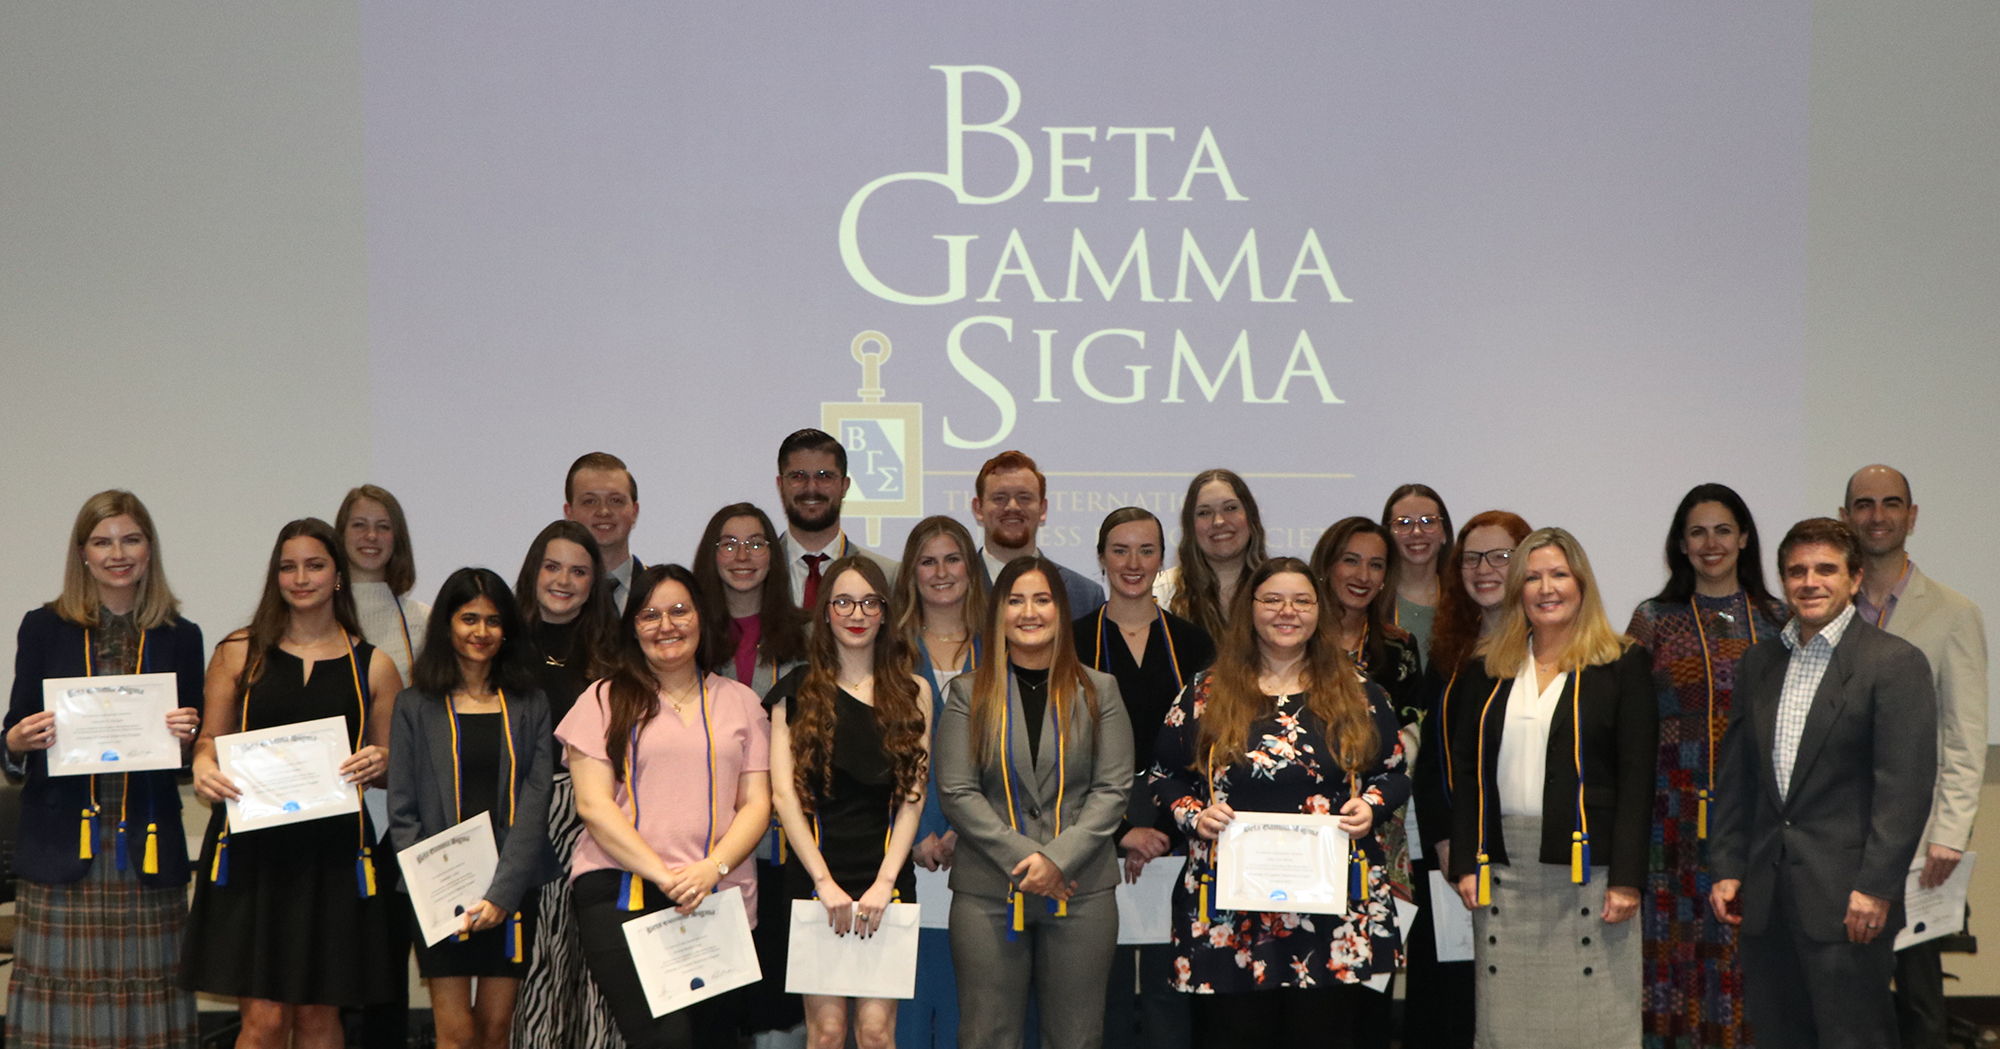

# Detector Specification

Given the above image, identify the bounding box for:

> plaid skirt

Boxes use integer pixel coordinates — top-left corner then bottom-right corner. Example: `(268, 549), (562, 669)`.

(6, 823), (197, 1049)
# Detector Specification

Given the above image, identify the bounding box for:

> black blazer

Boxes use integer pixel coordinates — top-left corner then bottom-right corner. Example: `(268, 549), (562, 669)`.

(1446, 643), (1656, 890)
(3, 606), (204, 886)
(386, 686), (560, 914)
(1709, 619), (1935, 942)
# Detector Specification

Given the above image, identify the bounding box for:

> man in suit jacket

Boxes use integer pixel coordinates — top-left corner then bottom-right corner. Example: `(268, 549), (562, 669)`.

(1841, 464), (1988, 1049)
(971, 449), (1105, 615)
(1709, 517), (1937, 1049)
(772, 427), (899, 608)
(563, 451), (644, 612)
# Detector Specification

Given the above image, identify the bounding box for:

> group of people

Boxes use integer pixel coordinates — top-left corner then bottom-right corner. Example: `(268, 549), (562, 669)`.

(1, 431), (1984, 1049)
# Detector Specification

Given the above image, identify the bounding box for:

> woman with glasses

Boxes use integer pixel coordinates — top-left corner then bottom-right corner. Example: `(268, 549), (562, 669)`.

(693, 503), (812, 1047)
(1446, 528), (1655, 1049)
(891, 515), (989, 1049)
(1078, 507), (1215, 1049)
(769, 556), (930, 1049)
(1405, 510), (1531, 1049)
(1151, 558), (1407, 1048)
(1380, 484), (1454, 662)
(557, 564), (773, 1049)
(4, 491), (205, 1049)
(509, 520), (623, 1049)
(1625, 486), (1782, 1049)
(937, 557), (1132, 1049)
(1156, 469), (1268, 641)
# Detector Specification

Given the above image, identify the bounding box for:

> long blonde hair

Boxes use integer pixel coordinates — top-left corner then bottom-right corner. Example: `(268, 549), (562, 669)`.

(968, 557), (1097, 766)
(1480, 527), (1629, 677)
(892, 515), (988, 659)
(53, 490), (181, 629)
(1196, 557), (1376, 777)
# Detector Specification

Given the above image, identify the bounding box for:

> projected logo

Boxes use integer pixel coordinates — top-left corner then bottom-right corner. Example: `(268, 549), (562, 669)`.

(821, 331), (923, 547)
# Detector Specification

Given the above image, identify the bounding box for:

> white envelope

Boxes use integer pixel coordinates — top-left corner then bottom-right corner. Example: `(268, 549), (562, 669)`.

(785, 900), (920, 999)
(913, 865), (952, 930)
(1115, 857), (1181, 945)
(1427, 869), (1474, 962)
(623, 887), (762, 1017)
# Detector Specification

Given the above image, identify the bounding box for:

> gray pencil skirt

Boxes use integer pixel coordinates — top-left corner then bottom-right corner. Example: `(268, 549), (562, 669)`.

(1470, 814), (1640, 1049)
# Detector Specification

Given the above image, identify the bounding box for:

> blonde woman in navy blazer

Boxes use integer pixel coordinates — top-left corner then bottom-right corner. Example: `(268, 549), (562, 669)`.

(937, 555), (1132, 1049)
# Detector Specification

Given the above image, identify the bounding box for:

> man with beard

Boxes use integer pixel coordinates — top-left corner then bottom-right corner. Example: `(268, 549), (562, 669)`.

(774, 427), (899, 608)
(972, 450), (1104, 615)
(564, 450), (644, 612)
(1841, 464), (1988, 1049)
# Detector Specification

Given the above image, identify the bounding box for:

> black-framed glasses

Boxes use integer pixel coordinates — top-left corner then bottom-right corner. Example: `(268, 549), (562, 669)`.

(829, 595), (886, 616)
(1389, 515), (1445, 534)
(1460, 548), (1513, 570)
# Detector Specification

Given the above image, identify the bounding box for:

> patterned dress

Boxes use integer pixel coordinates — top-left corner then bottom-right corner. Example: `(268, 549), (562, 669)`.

(1150, 671), (1408, 993)
(1626, 593), (1782, 1049)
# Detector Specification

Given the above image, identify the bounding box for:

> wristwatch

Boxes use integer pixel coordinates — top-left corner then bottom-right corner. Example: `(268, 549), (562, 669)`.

(712, 858), (730, 877)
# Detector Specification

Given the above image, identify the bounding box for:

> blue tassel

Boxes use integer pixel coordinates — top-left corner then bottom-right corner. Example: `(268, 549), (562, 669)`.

(115, 820), (131, 872)
(618, 871), (643, 911)
(210, 833), (230, 885)
(355, 846), (378, 898)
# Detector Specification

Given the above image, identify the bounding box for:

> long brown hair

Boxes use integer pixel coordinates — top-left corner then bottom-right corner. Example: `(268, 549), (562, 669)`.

(53, 489), (181, 629)
(335, 484), (418, 596)
(1308, 517), (1405, 673)
(512, 520), (619, 679)
(788, 557), (927, 807)
(1429, 510), (1532, 674)
(236, 519), (362, 690)
(1169, 469), (1269, 639)
(1380, 482), (1454, 596)
(691, 502), (806, 669)
(968, 557), (1099, 765)
(600, 563), (709, 784)
(1481, 527), (1629, 677)
(892, 515), (988, 660)
(1196, 557), (1376, 777)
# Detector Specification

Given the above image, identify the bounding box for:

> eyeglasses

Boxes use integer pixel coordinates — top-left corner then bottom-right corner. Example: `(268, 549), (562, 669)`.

(636, 604), (696, 626)
(784, 469), (842, 486)
(1460, 548), (1513, 570)
(1254, 593), (1318, 612)
(829, 595), (886, 616)
(714, 537), (769, 555)
(1389, 515), (1445, 535)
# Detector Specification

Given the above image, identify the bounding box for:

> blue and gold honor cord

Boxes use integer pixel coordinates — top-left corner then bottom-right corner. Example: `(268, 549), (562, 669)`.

(620, 678), (714, 912)
(447, 690), (525, 959)
(999, 675), (1067, 938)
(79, 629), (154, 872)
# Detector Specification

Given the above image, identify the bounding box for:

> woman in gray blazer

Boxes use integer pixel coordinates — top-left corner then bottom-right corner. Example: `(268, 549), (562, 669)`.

(937, 556), (1133, 1049)
(388, 567), (559, 1049)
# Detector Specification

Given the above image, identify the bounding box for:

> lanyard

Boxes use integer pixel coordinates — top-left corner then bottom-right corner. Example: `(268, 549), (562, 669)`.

(78, 627), (150, 871)
(1689, 594), (1759, 839)
(619, 677), (715, 911)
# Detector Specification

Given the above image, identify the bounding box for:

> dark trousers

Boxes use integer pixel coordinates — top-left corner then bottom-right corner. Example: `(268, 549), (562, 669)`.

(1402, 861), (1475, 1048)
(1101, 944), (1188, 1049)
(573, 869), (742, 1049)
(1895, 938), (1949, 1049)
(1739, 887), (1897, 1049)
(1189, 985), (1363, 1049)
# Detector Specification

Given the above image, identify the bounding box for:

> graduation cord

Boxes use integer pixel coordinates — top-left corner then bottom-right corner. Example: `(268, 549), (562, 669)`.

(1089, 606), (1185, 691)
(620, 677), (714, 911)
(391, 595), (415, 675)
(1470, 665), (1590, 906)
(78, 628), (154, 872)
(1689, 595), (1758, 840)
(999, 673), (1067, 938)
(447, 690), (525, 959)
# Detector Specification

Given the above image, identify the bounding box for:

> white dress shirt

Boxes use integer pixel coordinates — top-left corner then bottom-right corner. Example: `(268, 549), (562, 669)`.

(1497, 645), (1569, 818)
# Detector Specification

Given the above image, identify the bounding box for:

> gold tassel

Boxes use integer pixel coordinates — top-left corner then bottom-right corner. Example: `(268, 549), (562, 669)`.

(1198, 875), (1211, 924)
(1570, 831), (1585, 884)
(78, 808), (94, 860)
(1696, 791), (1709, 840)
(1476, 853), (1491, 907)
(143, 822), (160, 874)
(1011, 891), (1025, 934)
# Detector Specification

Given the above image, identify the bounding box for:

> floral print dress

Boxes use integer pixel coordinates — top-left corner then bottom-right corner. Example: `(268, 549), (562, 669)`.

(1150, 671), (1409, 993)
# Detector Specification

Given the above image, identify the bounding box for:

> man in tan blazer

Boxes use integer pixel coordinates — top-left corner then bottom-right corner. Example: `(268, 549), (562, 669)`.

(1843, 464), (1990, 1049)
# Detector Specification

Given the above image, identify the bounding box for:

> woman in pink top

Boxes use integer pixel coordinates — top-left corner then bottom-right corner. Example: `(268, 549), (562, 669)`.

(555, 563), (773, 1049)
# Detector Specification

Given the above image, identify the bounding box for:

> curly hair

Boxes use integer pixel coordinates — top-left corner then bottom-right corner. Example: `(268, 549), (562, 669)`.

(789, 557), (928, 808)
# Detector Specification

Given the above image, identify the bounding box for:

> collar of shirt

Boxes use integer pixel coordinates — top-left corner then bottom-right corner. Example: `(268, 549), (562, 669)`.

(1853, 557), (1916, 625)
(607, 555), (636, 594)
(981, 545), (1039, 586)
(1781, 600), (1858, 653)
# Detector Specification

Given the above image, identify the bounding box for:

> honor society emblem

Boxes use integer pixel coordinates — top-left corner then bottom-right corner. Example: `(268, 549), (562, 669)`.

(821, 331), (923, 547)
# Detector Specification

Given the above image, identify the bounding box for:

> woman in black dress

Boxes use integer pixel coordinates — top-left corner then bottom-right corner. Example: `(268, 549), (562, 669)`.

(184, 518), (404, 1049)
(769, 556), (931, 1049)
(388, 568), (558, 1049)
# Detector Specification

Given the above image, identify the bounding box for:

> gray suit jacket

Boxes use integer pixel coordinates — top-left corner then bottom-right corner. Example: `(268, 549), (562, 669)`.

(937, 668), (1132, 900)
(1880, 565), (1988, 852)
(1710, 618), (1936, 941)
(977, 551), (1107, 617)
(387, 687), (562, 915)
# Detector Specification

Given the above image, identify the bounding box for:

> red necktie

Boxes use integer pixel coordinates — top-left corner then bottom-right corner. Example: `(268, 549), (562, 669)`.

(802, 553), (829, 609)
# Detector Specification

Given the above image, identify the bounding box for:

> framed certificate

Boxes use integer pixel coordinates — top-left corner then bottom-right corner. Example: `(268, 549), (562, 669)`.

(622, 887), (762, 1018)
(396, 811), (501, 946)
(42, 672), (181, 776)
(216, 715), (359, 833)
(1214, 812), (1351, 915)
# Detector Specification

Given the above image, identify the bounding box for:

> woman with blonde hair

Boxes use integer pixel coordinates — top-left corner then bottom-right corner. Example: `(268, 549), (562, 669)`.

(1151, 557), (1406, 1047)
(769, 556), (931, 1049)
(1446, 527), (1656, 1049)
(1156, 469), (1268, 640)
(3, 490), (205, 1048)
(891, 515), (989, 1049)
(937, 556), (1131, 1049)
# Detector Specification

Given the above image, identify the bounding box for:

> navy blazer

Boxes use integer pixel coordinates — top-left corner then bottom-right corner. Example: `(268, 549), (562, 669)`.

(386, 686), (560, 915)
(1446, 644), (1657, 890)
(1709, 619), (1935, 941)
(4, 606), (203, 886)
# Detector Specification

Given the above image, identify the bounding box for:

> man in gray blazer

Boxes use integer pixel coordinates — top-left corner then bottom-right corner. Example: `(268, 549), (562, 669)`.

(1841, 464), (1988, 1048)
(1709, 517), (1937, 1049)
